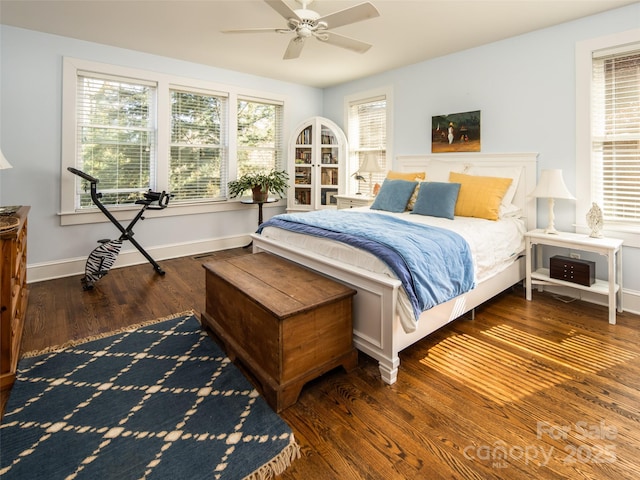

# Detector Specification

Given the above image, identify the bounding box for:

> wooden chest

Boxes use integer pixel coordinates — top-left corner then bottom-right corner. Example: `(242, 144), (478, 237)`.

(201, 252), (357, 412)
(550, 255), (595, 286)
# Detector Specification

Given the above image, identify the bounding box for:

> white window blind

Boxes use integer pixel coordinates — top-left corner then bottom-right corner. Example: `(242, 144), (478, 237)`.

(348, 95), (387, 195)
(591, 46), (640, 224)
(170, 89), (228, 202)
(63, 58), (288, 221)
(237, 98), (284, 178)
(76, 72), (155, 208)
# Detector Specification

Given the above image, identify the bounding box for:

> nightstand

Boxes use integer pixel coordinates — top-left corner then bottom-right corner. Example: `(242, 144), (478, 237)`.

(335, 194), (374, 210)
(524, 229), (623, 324)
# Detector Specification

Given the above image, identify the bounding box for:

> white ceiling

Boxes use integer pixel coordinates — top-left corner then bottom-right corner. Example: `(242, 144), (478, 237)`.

(0, 0), (635, 88)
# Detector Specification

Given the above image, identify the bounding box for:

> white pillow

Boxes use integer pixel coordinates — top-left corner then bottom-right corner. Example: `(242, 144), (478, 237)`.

(464, 166), (521, 207)
(424, 160), (465, 182)
(499, 203), (522, 218)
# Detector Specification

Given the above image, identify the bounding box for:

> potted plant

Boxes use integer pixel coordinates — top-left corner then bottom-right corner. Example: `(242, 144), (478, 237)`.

(228, 169), (290, 202)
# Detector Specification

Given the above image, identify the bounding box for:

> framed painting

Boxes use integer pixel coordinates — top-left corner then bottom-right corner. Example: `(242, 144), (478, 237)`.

(431, 110), (481, 153)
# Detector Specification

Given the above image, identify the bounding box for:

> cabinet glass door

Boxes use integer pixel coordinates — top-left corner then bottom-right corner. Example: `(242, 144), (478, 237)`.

(294, 126), (312, 207)
(319, 124), (338, 206)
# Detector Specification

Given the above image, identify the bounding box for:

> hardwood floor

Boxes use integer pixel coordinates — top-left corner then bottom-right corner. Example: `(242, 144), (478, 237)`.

(3, 249), (640, 479)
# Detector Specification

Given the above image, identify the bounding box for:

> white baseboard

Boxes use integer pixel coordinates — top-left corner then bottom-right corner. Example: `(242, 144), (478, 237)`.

(537, 284), (640, 317)
(27, 234), (250, 283)
(27, 239), (640, 319)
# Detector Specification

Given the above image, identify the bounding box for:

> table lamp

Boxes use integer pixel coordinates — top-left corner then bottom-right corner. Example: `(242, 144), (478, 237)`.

(359, 153), (382, 196)
(1, 149), (17, 213)
(0, 149), (13, 170)
(529, 169), (574, 234)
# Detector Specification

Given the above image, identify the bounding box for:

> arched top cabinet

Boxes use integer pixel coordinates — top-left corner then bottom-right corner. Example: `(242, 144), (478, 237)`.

(287, 117), (348, 212)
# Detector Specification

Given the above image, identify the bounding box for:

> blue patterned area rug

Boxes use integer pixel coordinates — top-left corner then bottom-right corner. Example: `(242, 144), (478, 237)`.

(0, 312), (300, 479)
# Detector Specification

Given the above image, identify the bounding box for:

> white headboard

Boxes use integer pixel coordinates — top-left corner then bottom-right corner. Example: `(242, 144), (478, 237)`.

(396, 152), (538, 231)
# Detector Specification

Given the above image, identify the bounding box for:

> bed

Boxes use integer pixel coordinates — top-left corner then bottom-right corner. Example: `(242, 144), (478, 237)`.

(251, 152), (538, 384)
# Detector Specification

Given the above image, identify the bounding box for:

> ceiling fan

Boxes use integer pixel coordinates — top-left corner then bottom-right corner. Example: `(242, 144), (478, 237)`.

(223, 0), (380, 60)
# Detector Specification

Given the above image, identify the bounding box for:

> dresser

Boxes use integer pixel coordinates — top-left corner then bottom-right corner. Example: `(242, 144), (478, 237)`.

(1, 206), (29, 390)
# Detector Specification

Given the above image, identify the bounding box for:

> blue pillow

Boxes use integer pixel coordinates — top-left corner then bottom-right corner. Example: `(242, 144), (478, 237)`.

(411, 182), (461, 219)
(370, 179), (418, 213)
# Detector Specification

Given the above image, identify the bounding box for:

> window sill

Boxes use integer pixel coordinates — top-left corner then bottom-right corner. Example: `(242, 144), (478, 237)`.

(59, 199), (285, 226)
(575, 223), (640, 249)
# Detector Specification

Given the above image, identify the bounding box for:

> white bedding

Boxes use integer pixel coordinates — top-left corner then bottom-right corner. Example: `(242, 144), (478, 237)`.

(259, 206), (526, 332)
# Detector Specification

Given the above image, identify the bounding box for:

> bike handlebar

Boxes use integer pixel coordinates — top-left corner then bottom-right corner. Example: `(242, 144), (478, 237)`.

(136, 190), (171, 209)
(67, 167), (98, 184)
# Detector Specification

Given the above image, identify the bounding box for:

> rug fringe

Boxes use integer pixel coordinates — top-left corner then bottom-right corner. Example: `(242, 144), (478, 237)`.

(21, 310), (196, 358)
(243, 433), (301, 480)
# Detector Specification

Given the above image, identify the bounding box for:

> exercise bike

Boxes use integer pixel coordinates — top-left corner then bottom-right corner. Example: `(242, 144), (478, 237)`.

(68, 167), (171, 290)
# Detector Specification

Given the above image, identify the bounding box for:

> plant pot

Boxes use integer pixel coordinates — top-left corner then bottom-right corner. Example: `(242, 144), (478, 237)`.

(251, 186), (269, 203)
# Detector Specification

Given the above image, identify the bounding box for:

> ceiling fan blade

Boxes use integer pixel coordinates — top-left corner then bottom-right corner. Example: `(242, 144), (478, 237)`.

(264, 0), (300, 21)
(284, 37), (305, 60)
(317, 2), (379, 29)
(222, 28), (283, 34)
(319, 31), (372, 54)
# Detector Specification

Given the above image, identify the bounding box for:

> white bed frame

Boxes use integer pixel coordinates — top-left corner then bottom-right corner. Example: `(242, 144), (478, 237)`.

(251, 152), (538, 384)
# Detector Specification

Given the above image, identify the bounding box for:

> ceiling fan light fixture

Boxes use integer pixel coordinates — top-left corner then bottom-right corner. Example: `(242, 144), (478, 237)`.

(298, 25), (313, 38)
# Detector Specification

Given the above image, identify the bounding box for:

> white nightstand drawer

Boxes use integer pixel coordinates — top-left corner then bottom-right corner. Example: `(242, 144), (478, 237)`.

(335, 194), (374, 210)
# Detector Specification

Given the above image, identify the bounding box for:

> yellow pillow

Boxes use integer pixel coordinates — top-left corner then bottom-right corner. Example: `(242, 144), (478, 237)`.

(449, 172), (512, 221)
(386, 171), (426, 181)
(386, 171), (426, 210)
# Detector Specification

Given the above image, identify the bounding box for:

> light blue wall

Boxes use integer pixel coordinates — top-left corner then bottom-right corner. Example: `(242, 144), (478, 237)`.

(0, 26), (322, 266)
(322, 3), (640, 294)
(2, 3), (640, 296)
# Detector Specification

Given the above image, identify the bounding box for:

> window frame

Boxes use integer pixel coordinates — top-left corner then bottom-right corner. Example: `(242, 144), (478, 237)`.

(169, 86), (229, 203)
(576, 28), (640, 247)
(73, 71), (158, 209)
(344, 87), (393, 196)
(60, 57), (286, 225)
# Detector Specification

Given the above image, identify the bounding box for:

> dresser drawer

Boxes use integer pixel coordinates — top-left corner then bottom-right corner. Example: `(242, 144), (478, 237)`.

(550, 255), (595, 287)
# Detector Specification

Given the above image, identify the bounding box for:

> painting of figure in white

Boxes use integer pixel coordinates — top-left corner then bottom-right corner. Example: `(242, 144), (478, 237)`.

(432, 111), (481, 153)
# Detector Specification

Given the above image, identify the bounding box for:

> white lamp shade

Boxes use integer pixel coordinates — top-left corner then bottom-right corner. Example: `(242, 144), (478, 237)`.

(0, 150), (13, 170)
(529, 169), (574, 234)
(359, 153), (382, 173)
(529, 169), (574, 200)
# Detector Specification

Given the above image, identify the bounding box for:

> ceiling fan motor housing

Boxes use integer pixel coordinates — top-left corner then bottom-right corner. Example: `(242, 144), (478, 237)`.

(224, 0), (380, 59)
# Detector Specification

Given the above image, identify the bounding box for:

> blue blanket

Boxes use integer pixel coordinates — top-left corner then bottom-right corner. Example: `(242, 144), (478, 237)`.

(257, 210), (475, 320)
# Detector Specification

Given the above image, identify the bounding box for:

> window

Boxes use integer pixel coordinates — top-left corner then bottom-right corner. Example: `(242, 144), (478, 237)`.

(576, 30), (640, 245)
(346, 88), (392, 196)
(591, 47), (640, 224)
(61, 58), (285, 224)
(237, 98), (283, 177)
(75, 73), (155, 208)
(170, 89), (227, 202)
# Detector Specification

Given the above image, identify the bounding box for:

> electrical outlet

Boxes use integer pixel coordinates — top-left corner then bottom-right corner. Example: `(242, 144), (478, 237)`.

(569, 252), (581, 259)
